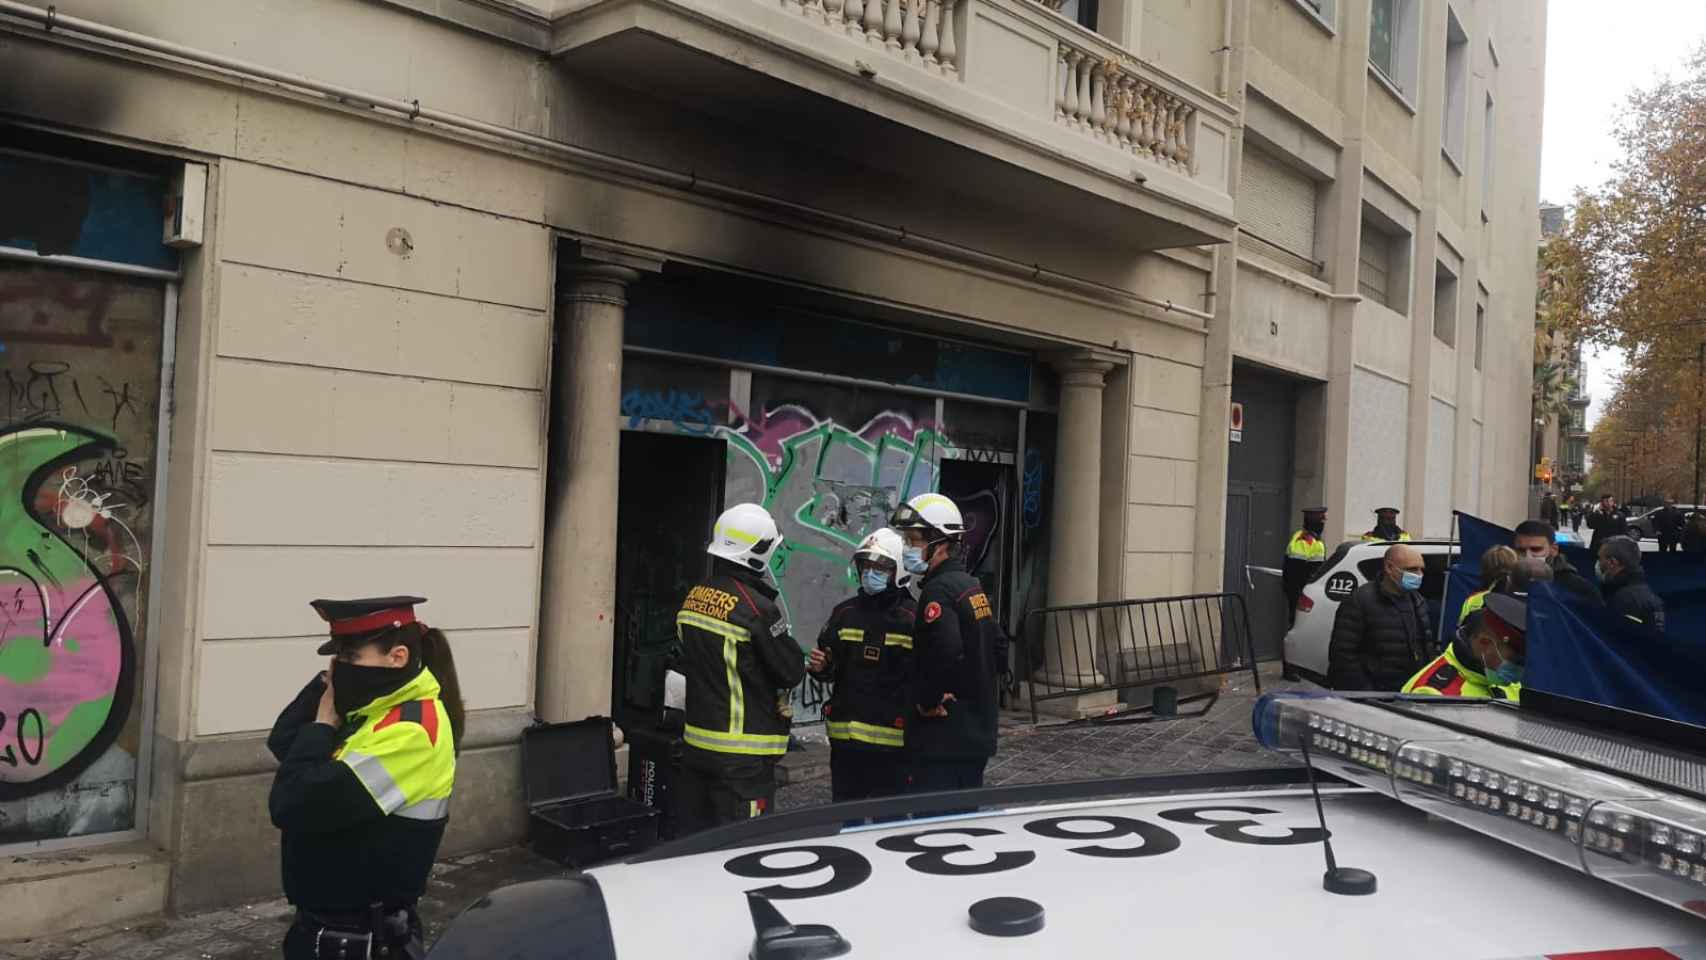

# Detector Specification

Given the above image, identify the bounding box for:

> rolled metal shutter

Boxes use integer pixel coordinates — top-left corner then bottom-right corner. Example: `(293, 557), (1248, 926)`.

(1238, 147), (1318, 274)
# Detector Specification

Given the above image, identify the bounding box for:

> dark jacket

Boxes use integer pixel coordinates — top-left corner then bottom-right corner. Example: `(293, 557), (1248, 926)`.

(909, 558), (1002, 760)
(1540, 498), (1560, 526)
(816, 587), (916, 752)
(1327, 580), (1434, 691)
(678, 563), (806, 760)
(1586, 508), (1629, 552)
(1656, 506), (1687, 542)
(1686, 517), (1706, 554)
(1603, 568), (1666, 634)
(1550, 556), (1605, 608)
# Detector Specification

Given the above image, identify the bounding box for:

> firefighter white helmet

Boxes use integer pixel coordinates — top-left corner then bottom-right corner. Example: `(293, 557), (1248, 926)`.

(706, 503), (782, 573)
(889, 493), (965, 541)
(853, 527), (910, 588)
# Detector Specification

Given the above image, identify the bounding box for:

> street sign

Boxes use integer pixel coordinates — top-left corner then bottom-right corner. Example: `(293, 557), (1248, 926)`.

(1230, 402), (1244, 444)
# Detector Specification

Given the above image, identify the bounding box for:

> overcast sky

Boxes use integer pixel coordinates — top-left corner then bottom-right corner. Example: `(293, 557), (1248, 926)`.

(1542, 1), (1706, 428)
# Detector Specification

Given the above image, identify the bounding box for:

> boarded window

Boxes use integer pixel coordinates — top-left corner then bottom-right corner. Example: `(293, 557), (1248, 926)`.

(1358, 222), (1394, 307)
(1239, 147), (1319, 275)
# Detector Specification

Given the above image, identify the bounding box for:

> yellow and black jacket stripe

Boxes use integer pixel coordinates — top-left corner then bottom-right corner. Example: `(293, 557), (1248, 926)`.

(677, 567), (805, 758)
(815, 588), (916, 751)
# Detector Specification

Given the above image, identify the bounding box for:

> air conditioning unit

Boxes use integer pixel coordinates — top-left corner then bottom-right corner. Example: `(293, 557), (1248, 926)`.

(163, 162), (208, 248)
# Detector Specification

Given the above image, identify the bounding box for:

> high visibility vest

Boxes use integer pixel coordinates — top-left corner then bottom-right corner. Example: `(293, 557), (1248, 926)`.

(1286, 531), (1326, 562)
(1402, 643), (1521, 702)
(333, 667), (456, 821)
(1361, 530), (1414, 543)
(1459, 590), (1488, 624)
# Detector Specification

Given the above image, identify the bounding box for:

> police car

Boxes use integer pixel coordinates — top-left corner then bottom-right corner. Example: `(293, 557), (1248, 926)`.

(429, 689), (1706, 959)
(1282, 539), (1457, 684)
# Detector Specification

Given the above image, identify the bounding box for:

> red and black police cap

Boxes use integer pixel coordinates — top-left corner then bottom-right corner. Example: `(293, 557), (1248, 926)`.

(1480, 593), (1528, 655)
(310, 596), (426, 655)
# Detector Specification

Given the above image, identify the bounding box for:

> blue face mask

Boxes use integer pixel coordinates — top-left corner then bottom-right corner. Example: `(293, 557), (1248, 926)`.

(903, 545), (930, 575)
(1399, 571), (1423, 592)
(860, 568), (891, 595)
(1488, 657), (1524, 686)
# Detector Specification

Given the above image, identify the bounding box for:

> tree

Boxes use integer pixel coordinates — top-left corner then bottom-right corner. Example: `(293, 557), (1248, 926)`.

(1548, 45), (1706, 499)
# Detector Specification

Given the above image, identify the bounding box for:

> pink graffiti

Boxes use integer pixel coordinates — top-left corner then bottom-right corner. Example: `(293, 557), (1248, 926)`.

(731, 403), (939, 465)
(0, 576), (124, 783)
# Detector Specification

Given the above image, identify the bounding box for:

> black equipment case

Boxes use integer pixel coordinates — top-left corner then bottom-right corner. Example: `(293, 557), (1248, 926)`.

(522, 717), (659, 867)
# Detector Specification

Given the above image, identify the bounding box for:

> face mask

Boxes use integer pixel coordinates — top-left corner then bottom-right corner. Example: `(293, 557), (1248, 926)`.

(861, 568), (891, 595)
(331, 657), (418, 718)
(1399, 571), (1423, 592)
(903, 546), (930, 575)
(1305, 520), (1325, 536)
(1488, 659), (1525, 686)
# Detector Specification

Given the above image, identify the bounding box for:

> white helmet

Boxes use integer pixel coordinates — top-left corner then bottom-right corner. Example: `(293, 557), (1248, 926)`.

(706, 503), (782, 573)
(853, 527), (910, 588)
(889, 492), (965, 541)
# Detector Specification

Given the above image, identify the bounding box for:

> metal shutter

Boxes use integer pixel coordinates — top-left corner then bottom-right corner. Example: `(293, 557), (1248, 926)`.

(1239, 147), (1318, 274)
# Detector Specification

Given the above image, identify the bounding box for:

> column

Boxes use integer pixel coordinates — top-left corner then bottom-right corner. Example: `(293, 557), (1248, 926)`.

(1038, 350), (1116, 689)
(536, 241), (661, 723)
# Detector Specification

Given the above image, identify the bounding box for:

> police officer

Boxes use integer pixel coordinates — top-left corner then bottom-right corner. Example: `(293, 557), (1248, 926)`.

(1283, 507), (1329, 627)
(1362, 507), (1412, 542)
(808, 528), (915, 802)
(675, 503), (806, 834)
(1402, 593), (1527, 702)
(890, 493), (1002, 793)
(268, 596), (465, 960)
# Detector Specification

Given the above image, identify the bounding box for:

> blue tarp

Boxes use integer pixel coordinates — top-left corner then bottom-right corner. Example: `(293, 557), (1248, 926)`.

(1446, 511), (1706, 723)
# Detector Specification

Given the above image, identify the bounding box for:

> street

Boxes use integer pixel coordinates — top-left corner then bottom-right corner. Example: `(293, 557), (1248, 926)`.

(0, 667), (1300, 960)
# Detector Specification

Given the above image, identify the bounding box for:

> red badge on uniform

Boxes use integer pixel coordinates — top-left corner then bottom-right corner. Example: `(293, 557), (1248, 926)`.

(924, 601), (942, 623)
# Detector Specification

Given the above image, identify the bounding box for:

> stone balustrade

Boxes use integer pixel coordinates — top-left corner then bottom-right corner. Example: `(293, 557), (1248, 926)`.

(767, 0), (1205, 180)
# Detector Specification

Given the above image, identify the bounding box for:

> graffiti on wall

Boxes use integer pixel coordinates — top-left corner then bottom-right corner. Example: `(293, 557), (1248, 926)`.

(0, 261), (162, 843)
(623, 386), (1015, 722)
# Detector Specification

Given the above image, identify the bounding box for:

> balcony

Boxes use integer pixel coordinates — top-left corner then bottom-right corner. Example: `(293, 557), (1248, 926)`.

(551, 0), (1238, 246)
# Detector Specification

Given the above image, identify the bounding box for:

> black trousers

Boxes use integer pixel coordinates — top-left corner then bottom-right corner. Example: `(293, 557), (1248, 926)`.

(1661, 538), (1680, 553)
(676, 748), (777, 836)
(830, 747), (905, 803)
(904, 756), (988, 817)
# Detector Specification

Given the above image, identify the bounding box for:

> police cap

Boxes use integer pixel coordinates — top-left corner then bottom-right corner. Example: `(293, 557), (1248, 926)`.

(1302, 506), (1328, 516)
(310, 596), (427, 655)
(1375, 507), (1401, 515)
(1480, 593), (1528, 655)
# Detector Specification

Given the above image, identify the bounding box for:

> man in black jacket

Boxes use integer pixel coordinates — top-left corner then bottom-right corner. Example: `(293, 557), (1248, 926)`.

(1587, 495), (1629, 553)
(1597, 536), (1666, 634)
(1655, 502), (1685, 554)
(1327, 543), (1433, 691)
(889, 493), (1002, 795)
(1512, 520), (1602, 607)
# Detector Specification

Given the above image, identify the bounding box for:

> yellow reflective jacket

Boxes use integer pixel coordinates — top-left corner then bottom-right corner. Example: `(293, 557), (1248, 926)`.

(1286, 531), (1326, 562)
(1402, 642), (1520, 702)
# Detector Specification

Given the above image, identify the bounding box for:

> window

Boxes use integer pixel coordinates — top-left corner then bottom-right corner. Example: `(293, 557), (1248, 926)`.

(1358, 213), (1410, 313)
(1442, 8), (1469, 167)
(1481, 94), (1496, 217)
(1433, 261), (1458, 346)
(1056, 0), (1098, 30)
(1290, 0), (1335, 30)
(1474, 304), (1485, 370)
(1239, 145), (1322, 276)
(1369, 0), (1420, 103)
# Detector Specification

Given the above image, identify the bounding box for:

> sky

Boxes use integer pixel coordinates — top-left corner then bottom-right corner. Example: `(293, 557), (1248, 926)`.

(1541, 0), (1706, 429)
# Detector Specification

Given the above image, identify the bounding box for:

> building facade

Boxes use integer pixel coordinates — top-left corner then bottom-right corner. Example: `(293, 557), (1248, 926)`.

(0, 0), (1544, 929)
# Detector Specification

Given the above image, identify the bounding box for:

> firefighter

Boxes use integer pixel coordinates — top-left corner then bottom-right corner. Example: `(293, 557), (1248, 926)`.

(889, 493), (1003, 794)
(675, 503), (806, 834)
(808, 528), (916, 802)
(1283, 507), (1329, 627)
(1362, 507), (1413, 542)
(268, 596), (466, 960)
(1402, 593), (1528, 702)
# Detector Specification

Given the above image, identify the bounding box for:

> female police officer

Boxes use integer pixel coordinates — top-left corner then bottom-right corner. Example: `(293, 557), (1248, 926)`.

(268, 596), (465, 960)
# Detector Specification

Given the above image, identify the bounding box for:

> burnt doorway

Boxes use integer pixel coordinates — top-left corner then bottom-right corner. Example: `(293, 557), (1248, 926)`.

(938, 458), (1015, 642)
(1224, 364), (1299, 662)
(613, 432), (725, 731)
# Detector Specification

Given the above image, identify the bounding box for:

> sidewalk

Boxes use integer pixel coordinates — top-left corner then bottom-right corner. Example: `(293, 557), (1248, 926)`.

(1, 665), (1298, 959)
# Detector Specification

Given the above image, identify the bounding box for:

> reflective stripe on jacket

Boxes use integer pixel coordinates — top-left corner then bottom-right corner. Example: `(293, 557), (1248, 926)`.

(1286, 531), (1326, 562)
(678, 567), (806, 758)
(1402, 641), (1520, 702)
(333, 668), (456, 820)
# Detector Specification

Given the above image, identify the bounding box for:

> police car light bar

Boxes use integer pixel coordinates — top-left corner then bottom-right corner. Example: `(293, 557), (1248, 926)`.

(1253, 693), (1706, 919)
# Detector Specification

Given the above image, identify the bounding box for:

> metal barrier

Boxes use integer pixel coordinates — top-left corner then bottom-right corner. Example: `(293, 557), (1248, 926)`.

(1019, 592), (1261, 723)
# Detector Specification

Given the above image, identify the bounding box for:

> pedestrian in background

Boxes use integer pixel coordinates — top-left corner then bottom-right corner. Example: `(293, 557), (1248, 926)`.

(1597, 536), (1666, 634)
(1570, 500), (1585, 533)
(1587, 494), (1629, 553)
(1685, 512), (1706, 554)
(1362, 507), (1412, 542)
(1540, 492), (1560, 529)
(269, 596), (464, 960)
(1327, 543), (1433, 691)
(1655, 501), (1685, 554)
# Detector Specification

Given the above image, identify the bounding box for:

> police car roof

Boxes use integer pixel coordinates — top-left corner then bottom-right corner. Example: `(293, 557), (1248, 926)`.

(431, 778), (1702, 959)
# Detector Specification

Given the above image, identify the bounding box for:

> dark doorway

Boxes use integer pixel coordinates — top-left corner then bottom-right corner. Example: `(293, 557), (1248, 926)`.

(939, 459), (1014, 624)
(613, 432), (725, 731)
(1224, 365), (1301, 661)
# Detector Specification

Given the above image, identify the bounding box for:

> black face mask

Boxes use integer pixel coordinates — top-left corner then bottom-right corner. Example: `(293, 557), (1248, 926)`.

(1305, 520), (1325, 536)
(331, 657), (420, 718)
